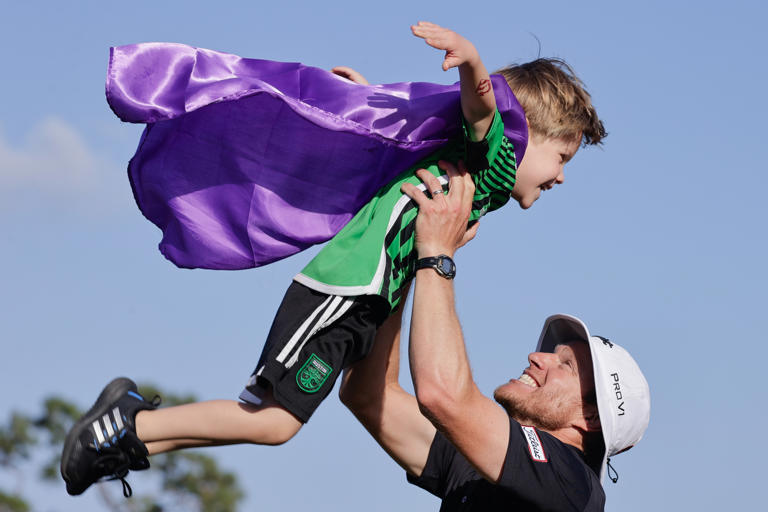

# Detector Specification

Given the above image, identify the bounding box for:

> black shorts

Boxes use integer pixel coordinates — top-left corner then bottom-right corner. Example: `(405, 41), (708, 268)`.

(239, 281), (388, 422)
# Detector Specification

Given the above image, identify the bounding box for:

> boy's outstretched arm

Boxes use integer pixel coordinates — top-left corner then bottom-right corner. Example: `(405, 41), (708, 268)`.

(412, 21), (496, 139)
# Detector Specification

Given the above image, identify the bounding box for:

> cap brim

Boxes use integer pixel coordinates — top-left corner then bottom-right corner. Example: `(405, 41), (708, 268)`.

(536, 314), (591, 353)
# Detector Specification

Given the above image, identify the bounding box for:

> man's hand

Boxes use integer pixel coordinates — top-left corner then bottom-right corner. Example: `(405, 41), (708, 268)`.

(411, 21), (480, 71)
(400, 160), (478, 258)
(331, 66), (370, 85)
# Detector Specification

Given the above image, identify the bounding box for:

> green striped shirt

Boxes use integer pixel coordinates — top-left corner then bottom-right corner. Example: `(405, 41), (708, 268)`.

(295, 111), (517, 311)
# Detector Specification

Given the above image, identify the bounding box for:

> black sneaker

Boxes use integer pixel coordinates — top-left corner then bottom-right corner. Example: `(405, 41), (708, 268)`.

(61, 377), (160, 497)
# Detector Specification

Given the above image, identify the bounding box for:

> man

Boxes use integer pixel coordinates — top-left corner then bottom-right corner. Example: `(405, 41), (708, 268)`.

(339, 161), (650, 510)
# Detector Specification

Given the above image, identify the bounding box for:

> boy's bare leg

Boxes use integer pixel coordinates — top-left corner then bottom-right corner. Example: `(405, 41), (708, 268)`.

(135, 390), (303, 454)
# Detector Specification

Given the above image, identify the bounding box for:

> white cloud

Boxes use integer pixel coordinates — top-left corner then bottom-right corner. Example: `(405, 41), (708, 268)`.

(1, 118), (99, 187)
(0, 117), (127, 212)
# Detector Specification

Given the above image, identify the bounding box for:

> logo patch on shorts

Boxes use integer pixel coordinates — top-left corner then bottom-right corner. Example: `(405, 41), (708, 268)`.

(296, 353), (333, 393)
(521, 425), (548, 462)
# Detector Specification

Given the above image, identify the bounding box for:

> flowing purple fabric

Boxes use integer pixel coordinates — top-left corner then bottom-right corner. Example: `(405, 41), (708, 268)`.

(107, 43), (528, 270)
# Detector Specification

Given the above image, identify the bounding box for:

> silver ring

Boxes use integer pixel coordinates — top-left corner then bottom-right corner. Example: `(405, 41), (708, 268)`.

(432, 189), (442, 197)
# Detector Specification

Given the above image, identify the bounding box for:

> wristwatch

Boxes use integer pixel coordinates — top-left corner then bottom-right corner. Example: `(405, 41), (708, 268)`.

(416, 254), (456, 280)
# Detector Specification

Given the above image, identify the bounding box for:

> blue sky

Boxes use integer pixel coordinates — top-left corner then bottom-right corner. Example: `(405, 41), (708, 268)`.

(1, 1), (766, 510)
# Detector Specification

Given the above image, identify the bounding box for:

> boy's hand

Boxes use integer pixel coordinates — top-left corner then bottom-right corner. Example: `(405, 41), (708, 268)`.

(331, 66), (370, 85)
(411, 21), (479, 71)
(412, 22), (494, 137)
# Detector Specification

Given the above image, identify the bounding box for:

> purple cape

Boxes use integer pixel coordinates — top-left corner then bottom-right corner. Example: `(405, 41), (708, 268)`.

(107, 43), (528, 270)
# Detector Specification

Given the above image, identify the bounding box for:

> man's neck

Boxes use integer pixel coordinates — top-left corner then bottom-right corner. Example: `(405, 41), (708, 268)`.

(542, 427), (585, 453)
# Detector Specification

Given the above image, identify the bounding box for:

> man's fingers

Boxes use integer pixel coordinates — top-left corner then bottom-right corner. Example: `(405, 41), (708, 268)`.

(455, 160), (475, 200)
(331, 66), (369, 85)
(414, 169), (445, 199)
(458, 221), (479, 249)
(439, 159), (460, 178)
(405, 159), (477, 257)
(404, 162), (473, 207)
(438, 160), (474, 201)
(401, 182), (430, 207)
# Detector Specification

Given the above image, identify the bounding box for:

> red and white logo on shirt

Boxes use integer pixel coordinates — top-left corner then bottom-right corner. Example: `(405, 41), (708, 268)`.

(521, 425), (548, 462)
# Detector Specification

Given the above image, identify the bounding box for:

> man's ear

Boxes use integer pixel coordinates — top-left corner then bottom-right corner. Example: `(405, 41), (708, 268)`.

(583, 403), (601, 432)
(572, 403), (601, 432)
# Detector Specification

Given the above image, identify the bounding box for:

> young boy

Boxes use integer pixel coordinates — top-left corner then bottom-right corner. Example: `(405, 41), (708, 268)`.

(61, 22), (605, 496)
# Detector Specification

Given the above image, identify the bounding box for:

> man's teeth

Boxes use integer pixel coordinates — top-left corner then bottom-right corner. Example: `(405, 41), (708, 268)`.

(518, 374), (538, 388)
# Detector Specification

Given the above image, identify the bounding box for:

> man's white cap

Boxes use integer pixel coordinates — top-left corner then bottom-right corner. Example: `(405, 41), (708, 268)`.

(536, 314), (650, 483)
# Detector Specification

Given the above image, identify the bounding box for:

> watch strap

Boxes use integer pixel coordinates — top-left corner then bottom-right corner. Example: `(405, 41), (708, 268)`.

(416, 254), (456, 280)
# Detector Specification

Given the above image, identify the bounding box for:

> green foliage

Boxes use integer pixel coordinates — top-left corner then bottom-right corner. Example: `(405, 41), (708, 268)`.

(36, 397), (82, 444)
(0, 491), (30, 512)
(152, 452), (244, 512)
(0, 384), (244, 512)
(0, 413), (35, 466)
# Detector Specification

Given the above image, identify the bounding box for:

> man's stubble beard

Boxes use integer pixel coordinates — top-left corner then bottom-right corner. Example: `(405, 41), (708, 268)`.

(493, 385), (574, 432)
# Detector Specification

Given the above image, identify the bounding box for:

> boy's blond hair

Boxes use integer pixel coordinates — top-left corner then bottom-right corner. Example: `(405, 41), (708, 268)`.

(496, 58), (606, 146)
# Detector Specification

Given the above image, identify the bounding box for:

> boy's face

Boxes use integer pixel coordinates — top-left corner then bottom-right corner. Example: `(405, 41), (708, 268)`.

(512, 133), (581, 209)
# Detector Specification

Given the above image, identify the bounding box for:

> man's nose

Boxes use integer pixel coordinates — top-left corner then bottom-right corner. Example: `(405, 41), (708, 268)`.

(528, 351), (556, 368)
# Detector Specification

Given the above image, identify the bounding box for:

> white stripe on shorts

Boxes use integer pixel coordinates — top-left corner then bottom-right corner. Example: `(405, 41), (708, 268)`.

(285, 297), (355, 369)
(275, 294), (336, 364)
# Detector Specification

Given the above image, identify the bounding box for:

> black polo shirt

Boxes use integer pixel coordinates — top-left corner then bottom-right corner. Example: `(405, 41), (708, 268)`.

(407, 418), (605, 511)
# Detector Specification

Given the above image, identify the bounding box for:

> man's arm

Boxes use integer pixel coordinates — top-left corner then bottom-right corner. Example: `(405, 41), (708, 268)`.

(339, 287), (436, 477)
(411, 22), (496, 139)
(401, 161), (511, 483)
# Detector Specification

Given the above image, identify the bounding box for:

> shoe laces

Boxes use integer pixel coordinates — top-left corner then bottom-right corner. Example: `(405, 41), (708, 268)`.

(87, 393), (160, 498)
(107, 472), (133, 498)
(90, 447), (134, 497)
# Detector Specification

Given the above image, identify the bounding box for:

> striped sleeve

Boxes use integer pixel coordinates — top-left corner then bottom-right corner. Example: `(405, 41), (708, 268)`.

(462, 111), (517, 218)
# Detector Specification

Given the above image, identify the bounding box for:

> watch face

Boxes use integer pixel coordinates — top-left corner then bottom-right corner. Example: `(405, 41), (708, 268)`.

(417, 255), (456, 279)
(438, 256), (456, 278)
